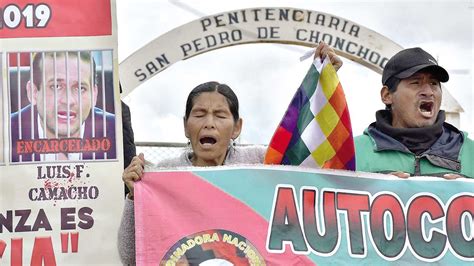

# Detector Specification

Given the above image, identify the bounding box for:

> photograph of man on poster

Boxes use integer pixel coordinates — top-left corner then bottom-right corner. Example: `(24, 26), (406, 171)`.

(10, 51), (116, 162)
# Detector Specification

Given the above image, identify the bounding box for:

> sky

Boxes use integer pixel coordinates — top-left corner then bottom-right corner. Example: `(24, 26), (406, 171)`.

(116, 0), (473, 145)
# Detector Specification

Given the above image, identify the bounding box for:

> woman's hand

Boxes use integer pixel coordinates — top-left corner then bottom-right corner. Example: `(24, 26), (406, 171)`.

(389, 171), (410, 178)
(122, 153), (145, 199)
(314, 41), (343, 71)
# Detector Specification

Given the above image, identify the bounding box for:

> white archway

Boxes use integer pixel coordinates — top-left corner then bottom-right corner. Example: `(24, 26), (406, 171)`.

(119, 7), (462, 125)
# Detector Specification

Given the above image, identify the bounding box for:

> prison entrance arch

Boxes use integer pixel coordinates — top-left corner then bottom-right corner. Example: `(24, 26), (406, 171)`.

(119, 7), (461, 122)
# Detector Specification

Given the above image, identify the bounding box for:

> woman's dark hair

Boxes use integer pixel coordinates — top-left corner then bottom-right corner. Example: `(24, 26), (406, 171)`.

(184, 81), (240, 122)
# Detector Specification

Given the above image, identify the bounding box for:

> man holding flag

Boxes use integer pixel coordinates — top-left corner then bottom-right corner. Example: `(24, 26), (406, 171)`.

(355, 47), (473, 178)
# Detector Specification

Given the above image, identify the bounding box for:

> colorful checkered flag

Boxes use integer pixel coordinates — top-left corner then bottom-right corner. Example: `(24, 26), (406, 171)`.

(264, 56), (355, 170)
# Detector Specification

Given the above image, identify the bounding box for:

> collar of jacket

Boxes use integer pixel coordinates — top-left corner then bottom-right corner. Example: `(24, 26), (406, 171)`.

(365, 114), (464, 172)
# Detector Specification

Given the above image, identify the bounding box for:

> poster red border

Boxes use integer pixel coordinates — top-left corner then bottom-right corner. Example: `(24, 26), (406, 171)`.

(0, 0), (112, 38)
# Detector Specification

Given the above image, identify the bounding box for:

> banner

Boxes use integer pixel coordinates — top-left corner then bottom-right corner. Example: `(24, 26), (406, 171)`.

(135, 166), (473, 265)
(0, 0), (122, 264)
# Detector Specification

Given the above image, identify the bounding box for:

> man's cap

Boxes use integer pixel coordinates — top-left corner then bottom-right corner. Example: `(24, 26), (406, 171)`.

(382, 47), (449, 85)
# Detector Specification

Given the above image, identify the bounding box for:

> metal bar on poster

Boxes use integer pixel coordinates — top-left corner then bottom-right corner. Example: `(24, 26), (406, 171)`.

(16, 53), (22, 162)
(90, 51), (96, 160)
(101, 51), (107, 159)
(29, 52), (35, 161)
(53, 52), (58, 160)
(78, 51), (83, 160)
(66, 51), (71, 139)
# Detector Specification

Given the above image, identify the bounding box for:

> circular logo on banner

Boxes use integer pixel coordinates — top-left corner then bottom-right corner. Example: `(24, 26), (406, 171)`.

(161, 229), (266, 265)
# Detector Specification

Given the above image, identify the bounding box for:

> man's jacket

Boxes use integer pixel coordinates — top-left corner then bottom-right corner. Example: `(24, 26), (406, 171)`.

(355, 123), (473, 178)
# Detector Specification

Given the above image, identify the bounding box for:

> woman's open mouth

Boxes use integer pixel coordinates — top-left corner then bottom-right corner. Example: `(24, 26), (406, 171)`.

(200, 136), (217, 146)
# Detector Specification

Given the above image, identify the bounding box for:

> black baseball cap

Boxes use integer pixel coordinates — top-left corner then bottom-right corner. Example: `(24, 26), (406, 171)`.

(382, 47), (449, 85)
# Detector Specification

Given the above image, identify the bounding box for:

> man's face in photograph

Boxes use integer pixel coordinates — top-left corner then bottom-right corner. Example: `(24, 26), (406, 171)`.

(29, 54), (98, 138)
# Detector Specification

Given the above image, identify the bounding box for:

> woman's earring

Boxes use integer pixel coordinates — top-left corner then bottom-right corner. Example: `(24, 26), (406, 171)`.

(229, 138), (236, 150)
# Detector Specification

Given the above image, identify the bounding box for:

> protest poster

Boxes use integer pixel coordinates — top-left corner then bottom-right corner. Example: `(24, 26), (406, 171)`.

(0, 0), (123, 264)
(135, 166), (473, 265)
